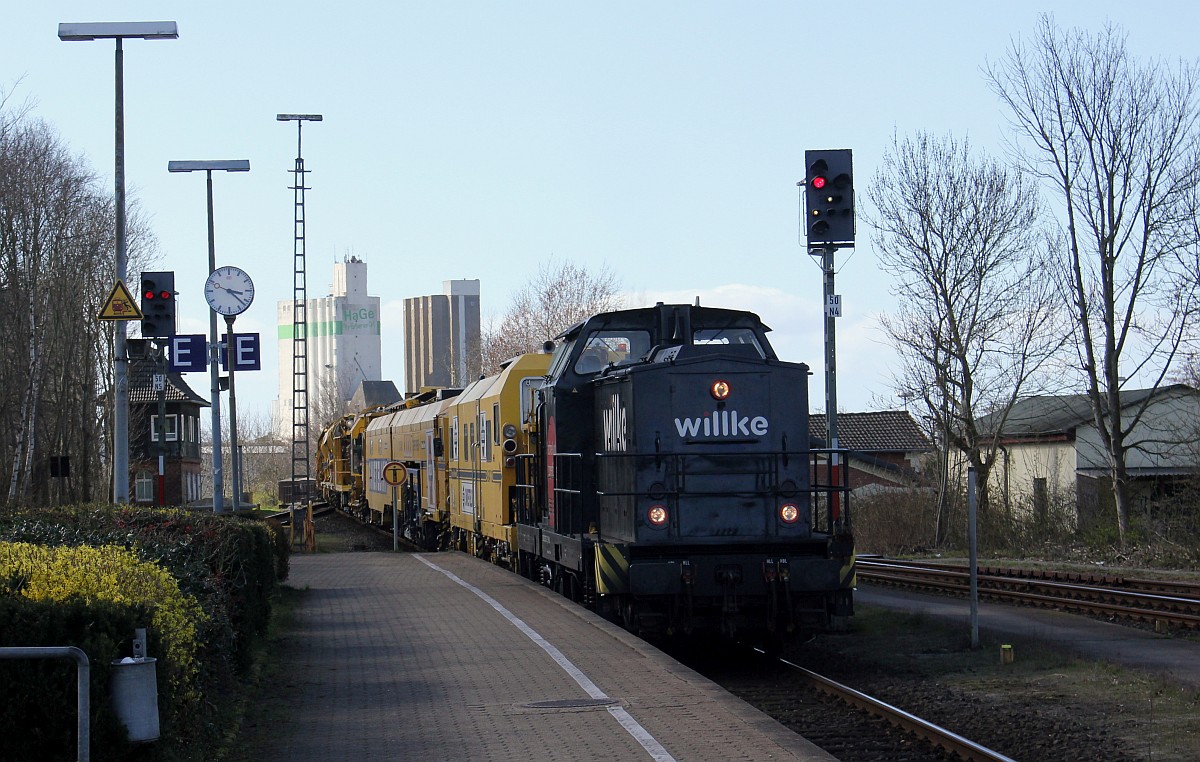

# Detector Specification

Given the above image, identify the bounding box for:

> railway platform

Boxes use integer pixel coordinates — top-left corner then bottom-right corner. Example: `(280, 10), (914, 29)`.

(254, 551), (834, 761)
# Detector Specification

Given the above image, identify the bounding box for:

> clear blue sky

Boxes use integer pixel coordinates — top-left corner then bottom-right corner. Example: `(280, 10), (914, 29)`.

(4, 3), (1196, 425)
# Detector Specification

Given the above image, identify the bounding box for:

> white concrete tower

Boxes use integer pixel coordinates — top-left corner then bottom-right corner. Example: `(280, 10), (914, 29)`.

(276, 257), (381, 436)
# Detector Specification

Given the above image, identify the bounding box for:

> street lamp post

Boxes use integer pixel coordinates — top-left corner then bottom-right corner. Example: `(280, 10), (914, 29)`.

(58, 20), (178, 504)
(167, 160), (250, 513)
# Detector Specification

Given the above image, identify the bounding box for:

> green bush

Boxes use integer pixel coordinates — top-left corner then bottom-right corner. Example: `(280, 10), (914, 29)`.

(0, 506), (287, 670)
(0, 542), (204, 702)
(0, 596), (153, 762)
(0, 505), (289, 759)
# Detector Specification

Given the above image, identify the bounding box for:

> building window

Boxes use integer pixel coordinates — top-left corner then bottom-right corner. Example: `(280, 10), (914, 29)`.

(135, 471), (154, 502)
(151, 414), (178, 442)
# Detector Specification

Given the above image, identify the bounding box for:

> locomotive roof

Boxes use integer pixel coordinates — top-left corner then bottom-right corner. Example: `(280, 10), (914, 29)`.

(556, 303), (773, 342)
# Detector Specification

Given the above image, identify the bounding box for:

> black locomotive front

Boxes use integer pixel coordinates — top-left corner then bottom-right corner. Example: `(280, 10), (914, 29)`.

(518, 303), (853, 640)
(592, 341), (849, 637)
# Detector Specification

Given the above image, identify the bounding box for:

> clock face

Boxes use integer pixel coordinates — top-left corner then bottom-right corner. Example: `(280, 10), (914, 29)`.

(204, 266), (255, 316)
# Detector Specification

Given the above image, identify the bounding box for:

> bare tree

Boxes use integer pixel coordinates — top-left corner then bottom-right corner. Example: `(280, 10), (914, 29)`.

(228, 409), (288, 507)
(0, 96), (157, 506)
(987, 16), (1200, 542)
(867, 131), (1065, 527)
(480, 259), (623, 373)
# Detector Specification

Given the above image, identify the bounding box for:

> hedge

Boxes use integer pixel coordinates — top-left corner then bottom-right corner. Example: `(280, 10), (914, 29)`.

(0, 596), (155, 761)
(0, 505), (289, 760)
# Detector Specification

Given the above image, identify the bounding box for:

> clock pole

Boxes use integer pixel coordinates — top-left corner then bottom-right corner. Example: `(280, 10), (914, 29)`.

(203, 264), (255, 511)
(167, 159), (249, 513)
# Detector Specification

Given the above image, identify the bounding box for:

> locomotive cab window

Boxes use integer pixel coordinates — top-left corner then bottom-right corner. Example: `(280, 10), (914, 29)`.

(693, 328), (766, 357)
(573, 330), (651, 374)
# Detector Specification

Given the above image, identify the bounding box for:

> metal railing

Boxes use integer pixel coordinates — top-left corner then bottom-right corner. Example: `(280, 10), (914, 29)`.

(0, 646), (90, 761)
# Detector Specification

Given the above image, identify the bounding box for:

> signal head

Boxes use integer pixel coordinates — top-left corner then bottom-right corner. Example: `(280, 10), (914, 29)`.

(803, 149), (854, 245)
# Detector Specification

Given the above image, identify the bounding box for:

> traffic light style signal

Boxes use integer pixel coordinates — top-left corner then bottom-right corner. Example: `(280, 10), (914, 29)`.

(140, 271), (176, 338)
(804, 149), (854, 245)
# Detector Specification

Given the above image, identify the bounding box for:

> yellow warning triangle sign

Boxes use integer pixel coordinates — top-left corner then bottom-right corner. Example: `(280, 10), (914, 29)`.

(98, 279), (144, 321)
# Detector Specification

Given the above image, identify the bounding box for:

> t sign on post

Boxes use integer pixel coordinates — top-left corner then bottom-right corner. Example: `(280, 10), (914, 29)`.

(383, 461), (406, 552)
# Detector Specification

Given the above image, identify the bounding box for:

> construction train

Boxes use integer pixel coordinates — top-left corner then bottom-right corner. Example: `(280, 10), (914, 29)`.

(315, 302), (854, 641)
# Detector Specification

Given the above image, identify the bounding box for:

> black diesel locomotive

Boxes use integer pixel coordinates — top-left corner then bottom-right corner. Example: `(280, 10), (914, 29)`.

(320, 302), (854, 641)
(521, 302), (853, 638)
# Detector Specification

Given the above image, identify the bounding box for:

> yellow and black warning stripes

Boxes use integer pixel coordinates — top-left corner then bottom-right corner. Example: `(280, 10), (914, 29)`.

(594, 543), (629, 595)
(840, 556), (856, 589)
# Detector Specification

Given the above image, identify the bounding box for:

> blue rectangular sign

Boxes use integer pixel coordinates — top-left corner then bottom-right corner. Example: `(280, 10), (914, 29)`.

(168, 334), (207, 373)
(220, 332), (261, 371)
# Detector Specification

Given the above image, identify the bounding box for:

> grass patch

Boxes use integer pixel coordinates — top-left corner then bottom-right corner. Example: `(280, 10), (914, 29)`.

(801, 606), (1200, 761)
(214, 585), (308, 762)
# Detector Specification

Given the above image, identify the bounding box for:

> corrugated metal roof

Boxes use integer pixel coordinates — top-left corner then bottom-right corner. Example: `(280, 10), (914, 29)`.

(982, 384), (1195, 437)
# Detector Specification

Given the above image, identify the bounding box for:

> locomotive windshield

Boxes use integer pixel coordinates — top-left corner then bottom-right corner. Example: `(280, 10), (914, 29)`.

(693, 327), (766, 356)
(573, 330), (652, 375)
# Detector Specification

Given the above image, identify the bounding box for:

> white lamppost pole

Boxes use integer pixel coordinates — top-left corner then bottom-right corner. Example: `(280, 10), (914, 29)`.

(58, 20), (178, 504)
(167, 160), (251, 513)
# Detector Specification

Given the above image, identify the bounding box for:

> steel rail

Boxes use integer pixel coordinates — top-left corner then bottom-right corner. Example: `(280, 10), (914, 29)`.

(857, 559), (1200, 628)
(776, 654), (1017, 762)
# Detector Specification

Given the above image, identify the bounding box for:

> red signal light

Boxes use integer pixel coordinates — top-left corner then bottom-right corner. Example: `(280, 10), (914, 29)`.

(811, 175), (827, 190)
(159, 290), (172, 300)
(144, 290), (156, 300)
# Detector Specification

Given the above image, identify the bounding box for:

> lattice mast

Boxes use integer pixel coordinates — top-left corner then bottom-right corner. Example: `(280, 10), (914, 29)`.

(277, 114), (323, 502)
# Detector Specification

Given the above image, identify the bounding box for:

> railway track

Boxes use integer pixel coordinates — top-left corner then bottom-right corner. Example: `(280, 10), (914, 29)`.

(857, 557), (1200, 630)
(664, 638), (1018, 761)
(771, 653), (1016, 762)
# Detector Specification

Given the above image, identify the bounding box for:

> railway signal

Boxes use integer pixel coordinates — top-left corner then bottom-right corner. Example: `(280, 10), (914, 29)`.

(140, 270), (176, 337)
(804, 149), (855, 245)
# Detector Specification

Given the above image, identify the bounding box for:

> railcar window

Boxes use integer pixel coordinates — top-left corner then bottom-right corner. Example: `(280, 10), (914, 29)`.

(451, 416), (460, 460)
(480, 411), (492, 462)
(574, 330), (651, 374)
(693, 327), (765, 357)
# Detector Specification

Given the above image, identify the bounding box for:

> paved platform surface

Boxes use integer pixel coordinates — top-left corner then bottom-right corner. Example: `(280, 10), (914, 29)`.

(264, 551), (834, 761)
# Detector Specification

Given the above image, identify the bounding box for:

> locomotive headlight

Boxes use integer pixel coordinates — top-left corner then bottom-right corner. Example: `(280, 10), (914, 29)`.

(779, 503), (800, 524)
(647, 504), (669, 527)
(502, 423), (518, 438)
(710, 380), (731, 400)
